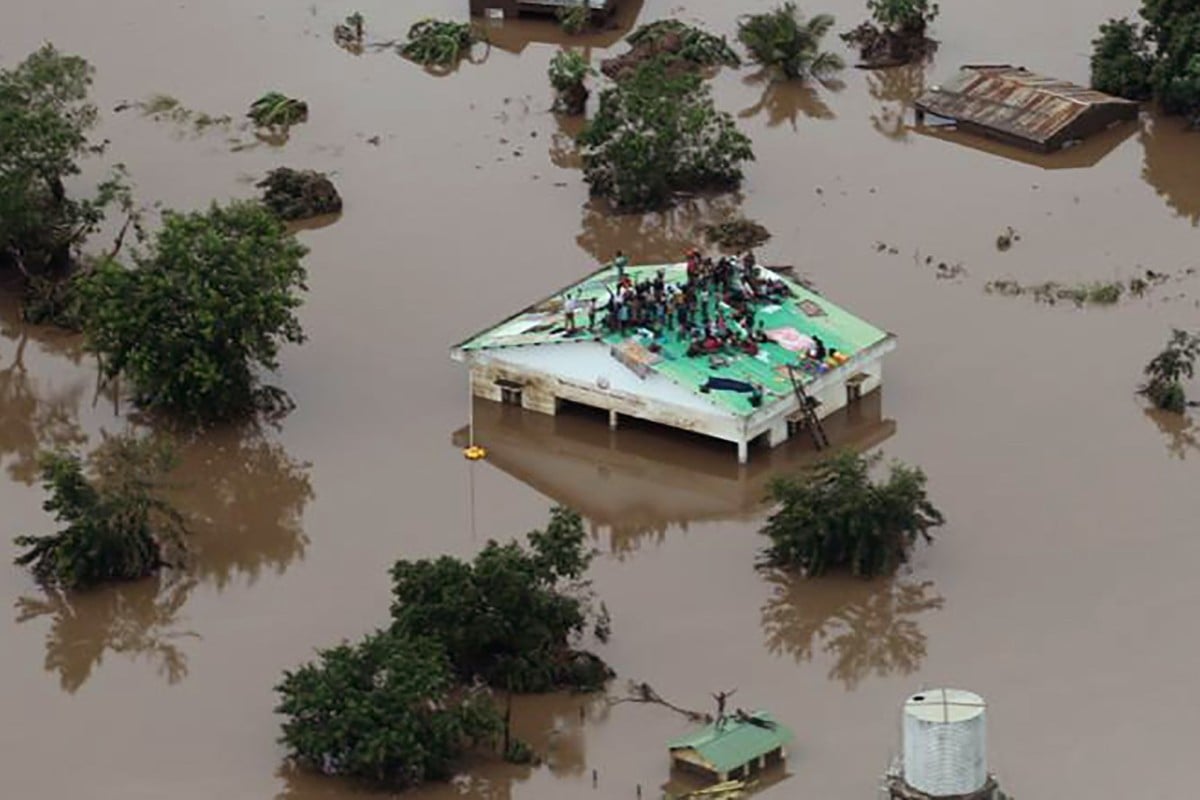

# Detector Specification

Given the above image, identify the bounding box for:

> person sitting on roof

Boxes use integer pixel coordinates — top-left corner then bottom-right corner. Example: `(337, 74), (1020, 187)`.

(809, 335), (827, 361)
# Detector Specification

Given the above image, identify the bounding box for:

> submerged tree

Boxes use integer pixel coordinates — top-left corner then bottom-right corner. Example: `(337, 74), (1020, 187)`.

(78, 201), (308, 423)
(579, 58), (754, 211)
(761, 450), (945, 578)
(390, 507), (612, 692)
(843, 0), (939, 66)
(276, 630), (500, 787)
(737, 4), (844, 81)
(1139, 328), (1200, 413)
(549, 50), (594, 116)
(0, 45), (132, 304)
(14, 433), (187, 589)
(256, 168), (343, 221)
(248, 92), (308, 129)
(1090, 2), (1200, 126)
(400, 19), (479, 70)
(601, 19), (740, 81)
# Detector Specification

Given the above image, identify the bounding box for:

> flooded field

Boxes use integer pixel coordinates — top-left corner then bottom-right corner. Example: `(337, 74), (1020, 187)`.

(2, 0), (1199, 798)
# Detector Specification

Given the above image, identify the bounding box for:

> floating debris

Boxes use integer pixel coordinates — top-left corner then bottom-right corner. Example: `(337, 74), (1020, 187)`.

(257, 167), (343, 221)
(995, 226), (1019, 252)
(984, 269), (1181, 307)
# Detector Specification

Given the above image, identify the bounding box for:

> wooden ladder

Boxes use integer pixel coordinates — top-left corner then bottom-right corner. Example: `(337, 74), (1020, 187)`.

(786, 363), (829, 450)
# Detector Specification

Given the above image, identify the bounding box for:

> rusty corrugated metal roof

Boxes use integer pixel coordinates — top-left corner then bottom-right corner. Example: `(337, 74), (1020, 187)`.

(915, 65), (1137, 147)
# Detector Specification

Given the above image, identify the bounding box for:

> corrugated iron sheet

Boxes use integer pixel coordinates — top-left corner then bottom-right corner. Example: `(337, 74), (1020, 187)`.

(915, 65), (1137, 147)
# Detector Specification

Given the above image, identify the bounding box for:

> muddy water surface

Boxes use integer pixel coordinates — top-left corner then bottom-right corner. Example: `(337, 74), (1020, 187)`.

(2, 0), (1199, 798)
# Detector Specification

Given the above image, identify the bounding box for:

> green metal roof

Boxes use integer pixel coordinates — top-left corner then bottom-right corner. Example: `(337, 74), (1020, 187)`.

(455, 263), (892, 418)
(667, 711), (794, 774)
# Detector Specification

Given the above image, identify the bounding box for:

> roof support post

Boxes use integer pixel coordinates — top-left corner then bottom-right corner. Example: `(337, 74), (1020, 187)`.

(737, 439), (748, 465)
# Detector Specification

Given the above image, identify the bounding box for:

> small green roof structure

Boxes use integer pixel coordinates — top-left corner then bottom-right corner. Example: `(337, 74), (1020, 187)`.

(668, 712), (794, 782)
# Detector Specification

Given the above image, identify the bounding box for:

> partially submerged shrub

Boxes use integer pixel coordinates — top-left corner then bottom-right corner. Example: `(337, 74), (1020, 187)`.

(761, 450), (945, 578)
(257, 168), (343, 221)
(248, 92), (308, 128)
(703, 218), (771, 250)
(549, 50), (594, 115)
(14, 433), (187, 589)
(737, 4), (844, 80)
(78, 201), (308, 423)
(579, 59), (755, 211)
(866, 0), (939, 36)
(557, 3), (592, 35)
(625, 20), (741, 68)
(334, 12), (366, 52)
(401, 19), (478, 68)
(390, 507), (613, 693)
(276, 630), (500, 787)
(1140, 328), (1200, 413)
(843, 0), (938, 66)
(1089, 3), (1200, 125)
(1091, 18), (1155, 99)
(602, 20), (739, 82)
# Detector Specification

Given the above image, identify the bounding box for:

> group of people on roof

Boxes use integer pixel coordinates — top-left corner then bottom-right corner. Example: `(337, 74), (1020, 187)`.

(563, 250), (794, 359)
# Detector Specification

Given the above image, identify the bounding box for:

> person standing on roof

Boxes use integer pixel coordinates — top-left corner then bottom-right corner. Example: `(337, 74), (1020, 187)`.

(613, 250), (628, 286)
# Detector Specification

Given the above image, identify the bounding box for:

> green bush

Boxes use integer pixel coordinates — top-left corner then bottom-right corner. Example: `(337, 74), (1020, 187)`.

(625, 20), (741, 68)
(0, 45), (129, 279)
(1091, 19), (1155, 99)
(761, 451), (945, 577)
(579, 59), (754, 211)
(390, 507), (612, 692)
(1090, 2), (1200, 124)
(78, 201), (308, 423)
(1140, 328), (1200, 413)
(401, 19), (477, 67)
(866, 0), (938, 35)
(737, 3), (844, 80)
(276, 630), (500, 787)
(549, 50), (594, 115)
(248, 92), (308, 128)
(14, 434), (187, 589)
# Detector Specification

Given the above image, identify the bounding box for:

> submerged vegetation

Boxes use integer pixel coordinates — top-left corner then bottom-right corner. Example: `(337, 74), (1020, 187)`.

(703, 218), (772, 250)
(79, 201), (309, 423)
(1090, 1), (1200, 126)
(14, 433), (187, 589)
(334, 12), (366, 52)
(257, 168), (343, 221)
(983, 269), (1183, 307)
(400, 19), (479, 69)
(1140, 328), (1200, 413)
(278, 507), (607, 787)
(761, 451), (945, 578)
(579, 59), (754, 211)
(276, 630), (501, 787)
(248, 92), (309, 129)
(0, 45), (131, 285)
(737, 4), (844, 81)
(602, 20), (740, 81)
(843, 0), (939, 66)
(390, 507), (612, 692)
(549, 50), (594, 115)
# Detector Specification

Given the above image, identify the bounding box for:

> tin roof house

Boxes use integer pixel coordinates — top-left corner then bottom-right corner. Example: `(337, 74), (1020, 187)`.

(915, 64), (1139, 153)
(450, 262), (896, 464)
(668, 711), (794, 784)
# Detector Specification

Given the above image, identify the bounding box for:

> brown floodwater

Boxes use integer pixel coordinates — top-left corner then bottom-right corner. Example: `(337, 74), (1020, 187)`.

(2, 0), (1199, 798)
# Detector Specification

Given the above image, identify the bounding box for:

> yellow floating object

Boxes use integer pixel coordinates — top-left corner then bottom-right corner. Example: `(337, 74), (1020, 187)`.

(463, 445), (487, 460)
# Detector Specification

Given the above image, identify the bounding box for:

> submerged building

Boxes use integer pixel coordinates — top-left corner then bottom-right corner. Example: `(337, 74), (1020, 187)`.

(450, 262), (896, 464)
(915, 64), (1139, 153)
(668, 711), (794, 784)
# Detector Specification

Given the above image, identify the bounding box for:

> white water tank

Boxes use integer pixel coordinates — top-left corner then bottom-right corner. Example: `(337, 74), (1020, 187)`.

(902, 688), (987, 797)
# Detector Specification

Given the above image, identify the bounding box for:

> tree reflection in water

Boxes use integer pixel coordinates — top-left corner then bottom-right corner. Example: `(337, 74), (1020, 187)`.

(15, 576), (198, 693)
(1144, 406), (1200, 460)
(576, 192), (744, 264)
(866, 62), (926, 141)
(738, 68), (838, 129)
(0, 294), (88, 484)
(1140, 115), (1200, 226)
(760, 570), (943, 689)
(14, 425), (313, 690)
